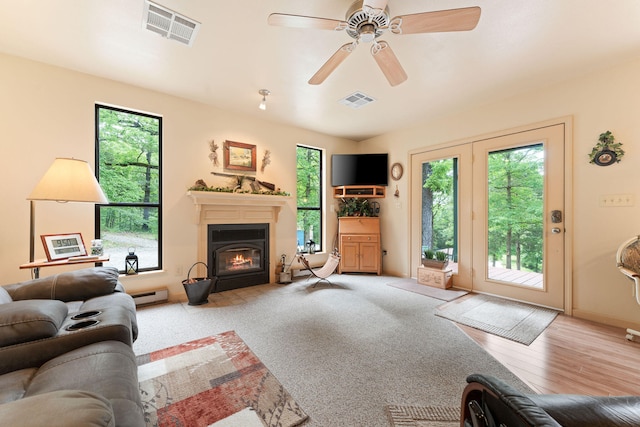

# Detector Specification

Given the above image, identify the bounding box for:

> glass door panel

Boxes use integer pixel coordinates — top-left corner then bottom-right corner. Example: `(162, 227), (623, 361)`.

(411, 144), (473, 289)
(487, 144), (544, 288)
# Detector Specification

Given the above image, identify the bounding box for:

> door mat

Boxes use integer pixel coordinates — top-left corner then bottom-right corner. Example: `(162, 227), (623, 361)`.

(436, 293), (560, 345)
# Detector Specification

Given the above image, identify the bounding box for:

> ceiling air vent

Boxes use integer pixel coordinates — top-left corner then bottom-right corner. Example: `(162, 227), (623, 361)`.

(143, 0), (200, 47)
(338, 91), (376, 109)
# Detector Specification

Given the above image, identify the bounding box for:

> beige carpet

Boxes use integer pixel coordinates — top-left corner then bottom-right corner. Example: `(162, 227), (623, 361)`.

(436, 293), (560, 345)
(386, 405), (459, 427)
(137, 331), (308, 427)
(387, 278), (468, 302)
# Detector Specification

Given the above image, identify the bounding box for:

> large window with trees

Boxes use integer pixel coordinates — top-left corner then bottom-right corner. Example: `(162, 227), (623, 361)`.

(296, 145), (322, 253)
(95, 105), (162, 273)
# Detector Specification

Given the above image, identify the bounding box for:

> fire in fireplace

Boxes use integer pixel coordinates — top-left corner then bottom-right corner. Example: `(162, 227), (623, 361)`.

(208, 223), (269, 292)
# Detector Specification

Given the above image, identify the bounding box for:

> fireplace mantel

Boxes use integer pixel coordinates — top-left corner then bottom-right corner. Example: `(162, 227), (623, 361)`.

(187, 191), (291, 285)
(187, 191), (290, 224)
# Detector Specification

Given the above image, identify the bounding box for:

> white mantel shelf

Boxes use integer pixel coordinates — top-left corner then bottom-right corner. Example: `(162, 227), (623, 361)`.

(186, 191), (291, 224)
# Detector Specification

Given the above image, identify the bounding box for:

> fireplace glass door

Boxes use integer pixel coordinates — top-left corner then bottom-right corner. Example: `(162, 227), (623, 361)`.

(216, 245), (263, 276)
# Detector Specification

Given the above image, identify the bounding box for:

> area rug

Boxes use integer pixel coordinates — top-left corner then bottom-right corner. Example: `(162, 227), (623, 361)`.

(386, 405), (459, 427)
(387, 278), (468, 302)
(436, 293), (560, 345)
(136, 331), (308, 427)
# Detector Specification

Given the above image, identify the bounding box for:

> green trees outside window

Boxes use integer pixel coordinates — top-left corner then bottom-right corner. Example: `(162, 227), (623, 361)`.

(95, 105), (162, 272)
(422, 144), (544, 274)
(296, 146), (322, 253)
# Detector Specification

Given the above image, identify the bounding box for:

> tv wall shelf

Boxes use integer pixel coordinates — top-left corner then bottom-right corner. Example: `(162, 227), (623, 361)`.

(333, 185), (386, 199)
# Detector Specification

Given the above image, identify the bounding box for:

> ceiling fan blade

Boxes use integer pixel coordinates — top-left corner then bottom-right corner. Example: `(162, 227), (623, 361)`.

(308, 43), (355, 85)
(371, 41), (407, 86)
(268, 13), (347, 31)
(389, 7), (481, 35)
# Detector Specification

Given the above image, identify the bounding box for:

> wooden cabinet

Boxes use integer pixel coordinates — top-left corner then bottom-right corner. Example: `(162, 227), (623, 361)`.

(338, 217), (381, 275)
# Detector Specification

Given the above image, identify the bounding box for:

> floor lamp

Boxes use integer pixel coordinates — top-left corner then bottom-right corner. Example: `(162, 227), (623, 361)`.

(27, 158), (108, 265)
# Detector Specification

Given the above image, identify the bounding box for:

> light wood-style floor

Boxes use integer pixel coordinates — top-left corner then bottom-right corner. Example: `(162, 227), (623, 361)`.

(456, 302), (640, 396)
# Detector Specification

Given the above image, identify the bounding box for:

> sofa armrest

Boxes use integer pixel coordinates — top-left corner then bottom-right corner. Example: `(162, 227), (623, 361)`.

(462, 374), (561, 427)
(0, 300), (68, 347)
(3, 267), (120, 302)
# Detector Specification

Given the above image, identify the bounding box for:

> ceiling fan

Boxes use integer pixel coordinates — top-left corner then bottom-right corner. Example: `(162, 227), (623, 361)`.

(268, 0), (481, 86)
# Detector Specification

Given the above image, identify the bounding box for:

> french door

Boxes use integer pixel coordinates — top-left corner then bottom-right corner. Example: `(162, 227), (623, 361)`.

(411, 123), (566, 310)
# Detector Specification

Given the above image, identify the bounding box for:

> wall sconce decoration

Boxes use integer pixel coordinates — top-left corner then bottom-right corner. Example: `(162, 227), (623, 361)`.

(261, 150), (271, 172)
(208, 140), (219, 167)
(125, 247), (139, 275)
(589, 130), (625, 166)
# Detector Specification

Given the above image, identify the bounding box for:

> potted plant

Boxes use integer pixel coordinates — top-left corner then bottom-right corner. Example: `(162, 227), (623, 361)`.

(337, 198), (374, 217)
(422, 249), (449, 269)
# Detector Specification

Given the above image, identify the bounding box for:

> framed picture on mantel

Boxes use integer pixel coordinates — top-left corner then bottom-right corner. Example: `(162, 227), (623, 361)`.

(224, 140), (256, 172)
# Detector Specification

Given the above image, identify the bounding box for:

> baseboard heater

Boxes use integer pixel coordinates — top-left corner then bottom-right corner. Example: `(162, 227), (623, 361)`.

(131, 288), (168, 306)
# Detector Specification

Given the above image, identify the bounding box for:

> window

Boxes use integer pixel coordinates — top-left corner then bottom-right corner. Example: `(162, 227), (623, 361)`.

(296, 145), (323, 253)
(95, 105), (162, 273)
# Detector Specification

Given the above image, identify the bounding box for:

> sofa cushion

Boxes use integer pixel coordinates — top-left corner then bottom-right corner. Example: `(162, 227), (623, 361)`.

(0, 300), (67, 346)
(0, 287), (12, 304)
(0, 390), (115, 427)
(3, 267), (119, 302)
(0, 368), (37, 404)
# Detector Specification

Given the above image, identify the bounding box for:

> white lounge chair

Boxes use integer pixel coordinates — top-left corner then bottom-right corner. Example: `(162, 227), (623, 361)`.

(297, 253), (341, 287)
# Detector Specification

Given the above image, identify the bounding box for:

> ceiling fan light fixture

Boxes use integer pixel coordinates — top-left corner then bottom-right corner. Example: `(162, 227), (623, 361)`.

(359, 24), (377, 43)
(258, 89), (270, 110)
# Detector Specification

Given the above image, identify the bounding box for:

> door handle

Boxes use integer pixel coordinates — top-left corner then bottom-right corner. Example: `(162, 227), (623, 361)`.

(551, 227), (561, 234)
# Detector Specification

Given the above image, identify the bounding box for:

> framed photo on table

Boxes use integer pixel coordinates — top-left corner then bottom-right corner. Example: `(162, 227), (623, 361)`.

(41, 233), (87, 261)
(224, 140), (256, 171)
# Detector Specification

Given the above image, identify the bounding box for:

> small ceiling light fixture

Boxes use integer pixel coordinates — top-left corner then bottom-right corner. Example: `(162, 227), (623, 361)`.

(258, 89), (270, 111)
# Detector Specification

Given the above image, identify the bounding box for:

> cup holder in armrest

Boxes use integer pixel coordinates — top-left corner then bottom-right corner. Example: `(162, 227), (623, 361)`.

(71, 310), (102, 320)
(65, 319), (100, 331)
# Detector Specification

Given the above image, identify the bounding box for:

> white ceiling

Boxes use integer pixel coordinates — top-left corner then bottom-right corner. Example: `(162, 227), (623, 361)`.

(1, 1), (640, 141)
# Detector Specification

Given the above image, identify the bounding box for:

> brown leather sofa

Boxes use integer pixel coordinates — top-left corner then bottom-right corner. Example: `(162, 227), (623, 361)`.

(461, 373), (640, 427)
(0, 267), (144, 426)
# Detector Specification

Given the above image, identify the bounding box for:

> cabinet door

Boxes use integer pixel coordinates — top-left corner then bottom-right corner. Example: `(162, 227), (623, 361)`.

(341, 241), (360, 271)
(359, 242), (379, 272)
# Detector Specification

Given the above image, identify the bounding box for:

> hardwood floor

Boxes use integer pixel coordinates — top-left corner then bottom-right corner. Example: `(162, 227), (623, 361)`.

(458, 308), (640, 396)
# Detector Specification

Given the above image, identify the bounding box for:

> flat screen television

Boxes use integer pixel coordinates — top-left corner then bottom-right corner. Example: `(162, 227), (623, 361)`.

(331, 153), (388, 187)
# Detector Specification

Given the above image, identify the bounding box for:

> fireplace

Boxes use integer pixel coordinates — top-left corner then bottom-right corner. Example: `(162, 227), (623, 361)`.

(188, 191), (290, 293)
(208, 223), (269, 292)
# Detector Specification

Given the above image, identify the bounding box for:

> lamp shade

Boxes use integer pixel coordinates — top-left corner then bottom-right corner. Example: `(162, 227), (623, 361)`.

(28, 158), (108, 203)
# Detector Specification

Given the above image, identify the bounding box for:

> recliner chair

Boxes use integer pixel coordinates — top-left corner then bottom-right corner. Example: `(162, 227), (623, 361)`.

(461, 374), (640, 427)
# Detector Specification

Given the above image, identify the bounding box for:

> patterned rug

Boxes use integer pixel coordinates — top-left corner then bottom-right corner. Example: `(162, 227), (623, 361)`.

(136, 331), (308, 427)
(386, 405), (459, 427)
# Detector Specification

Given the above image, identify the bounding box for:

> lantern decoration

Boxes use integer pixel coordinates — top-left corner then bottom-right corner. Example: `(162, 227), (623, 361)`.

(307, 239), (316, 255)
(125, 247), (139, 275)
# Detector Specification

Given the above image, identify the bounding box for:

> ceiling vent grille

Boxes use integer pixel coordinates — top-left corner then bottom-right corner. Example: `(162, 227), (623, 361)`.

(339, 91), (376, 109)
(143, 0), (200, 47)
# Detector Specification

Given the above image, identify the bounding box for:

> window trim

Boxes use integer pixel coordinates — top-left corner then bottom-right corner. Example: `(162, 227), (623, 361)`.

(94, 104), (163, 273)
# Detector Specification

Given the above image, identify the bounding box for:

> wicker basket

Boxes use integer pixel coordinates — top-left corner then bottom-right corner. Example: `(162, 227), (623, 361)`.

(182, 262), (216, 306)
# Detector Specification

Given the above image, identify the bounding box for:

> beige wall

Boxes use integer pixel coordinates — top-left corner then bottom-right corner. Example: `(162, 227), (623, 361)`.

(3, 51), (640, 331)
(0, 53), (356, 299)
(367, 56), (640, 330)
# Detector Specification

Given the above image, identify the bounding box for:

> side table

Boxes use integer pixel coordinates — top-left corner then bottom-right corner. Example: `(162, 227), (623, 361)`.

(20, 255), (110, 279)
